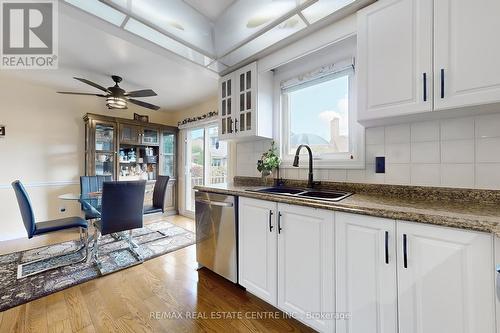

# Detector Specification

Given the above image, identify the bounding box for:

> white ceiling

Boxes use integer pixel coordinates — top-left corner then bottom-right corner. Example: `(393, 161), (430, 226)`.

(183, 0), (235, 22)
(2, 3), (219, 111)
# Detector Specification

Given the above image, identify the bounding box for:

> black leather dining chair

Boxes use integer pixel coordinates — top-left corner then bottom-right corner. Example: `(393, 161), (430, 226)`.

(144, 175), (170, 215)
(80, 175), (111, 220)
(11, 180), (89, 278)
(92, 180), (146, 268)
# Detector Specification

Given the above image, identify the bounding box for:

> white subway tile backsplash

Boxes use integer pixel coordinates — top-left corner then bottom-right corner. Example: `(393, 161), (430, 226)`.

(385, 124), (411, 144)
(441, 140), (474, 164)
(440, 164), (474, 188)
(411, 141), (440, 164)
(234, 112), (500, 190)
(476, 137), (500, 163)
(410, 164), (440, 186)
(328, 169), (347, 182)
(366, 144), (385, 163)
(475, 113), (500, 138)
(347, 169), (366, 183)
(475, 163), (500, 190)
(366, 127), (384, 145)
(385, 164), (411, 185)
(365, 164), (385, 184)
(411, 121), (440, 142)
(440, 117), (474, 140)
(386, 143), (411, 163)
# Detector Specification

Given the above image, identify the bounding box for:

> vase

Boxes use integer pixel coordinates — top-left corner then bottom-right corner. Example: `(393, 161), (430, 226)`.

(261, 170), (274, 186)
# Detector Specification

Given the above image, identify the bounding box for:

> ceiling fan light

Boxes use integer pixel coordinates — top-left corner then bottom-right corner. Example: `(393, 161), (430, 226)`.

(106, 96), (127, 109)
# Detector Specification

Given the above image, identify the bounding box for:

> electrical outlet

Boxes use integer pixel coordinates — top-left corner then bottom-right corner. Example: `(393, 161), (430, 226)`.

(375, 156), (385, 173)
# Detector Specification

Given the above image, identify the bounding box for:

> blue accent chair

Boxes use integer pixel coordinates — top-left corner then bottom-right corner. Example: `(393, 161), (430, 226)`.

(92, 180), (146, 269)
(144, 175), (170, 215)
(80, 176), (111, 220)
(11, 180), (89, 278)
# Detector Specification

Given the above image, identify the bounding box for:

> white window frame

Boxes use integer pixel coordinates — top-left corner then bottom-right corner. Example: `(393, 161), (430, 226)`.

(276, 59), (365, 169)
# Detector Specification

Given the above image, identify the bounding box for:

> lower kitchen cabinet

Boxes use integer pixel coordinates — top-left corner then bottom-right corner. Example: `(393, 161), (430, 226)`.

(238, 198), (334, 332)
(397, 221), (495, 333)
(239, 201), (496, 333)
(238, 197), (277, 305)
(278, 204), (334, 333)
(335, 212), (398, 333)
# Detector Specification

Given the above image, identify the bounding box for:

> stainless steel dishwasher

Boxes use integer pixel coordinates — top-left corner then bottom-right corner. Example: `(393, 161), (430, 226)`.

(195, 191), (238, 283)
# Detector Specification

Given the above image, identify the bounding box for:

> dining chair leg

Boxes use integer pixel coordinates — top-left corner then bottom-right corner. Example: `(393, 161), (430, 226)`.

(17, 227), (89, 279)
(127, 230), (143, 261)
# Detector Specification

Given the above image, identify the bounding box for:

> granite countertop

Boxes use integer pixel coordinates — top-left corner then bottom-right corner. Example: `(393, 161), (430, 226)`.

(194, 183), (500, 236)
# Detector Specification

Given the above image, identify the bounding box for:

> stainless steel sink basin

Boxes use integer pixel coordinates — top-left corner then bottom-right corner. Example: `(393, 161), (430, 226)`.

(254, 187), (306, 195)
(247, 187), (352, 202)
(297, 190), (352, 202)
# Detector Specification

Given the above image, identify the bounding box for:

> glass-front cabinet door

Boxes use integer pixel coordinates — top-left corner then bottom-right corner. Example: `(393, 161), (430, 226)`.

(143, 128), (159, 145)
(236, 62), (256, 135)
(94, 122), (116, 179)
(120, 124), (141, 145)
(160, 131), (175, 177)
(219, 74), (234, 139)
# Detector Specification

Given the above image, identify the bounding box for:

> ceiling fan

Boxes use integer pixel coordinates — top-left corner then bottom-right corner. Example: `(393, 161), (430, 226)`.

(57, 75), (161, 111)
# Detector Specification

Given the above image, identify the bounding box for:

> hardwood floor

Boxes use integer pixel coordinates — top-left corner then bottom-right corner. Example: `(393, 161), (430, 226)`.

(0, 215), (315, 333)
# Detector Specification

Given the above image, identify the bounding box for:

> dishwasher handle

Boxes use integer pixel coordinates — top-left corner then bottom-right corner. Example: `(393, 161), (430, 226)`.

(195, 198), (234, 207)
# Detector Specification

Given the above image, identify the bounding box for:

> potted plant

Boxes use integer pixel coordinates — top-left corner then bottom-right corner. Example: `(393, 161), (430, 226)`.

(257, 141), (281, 185)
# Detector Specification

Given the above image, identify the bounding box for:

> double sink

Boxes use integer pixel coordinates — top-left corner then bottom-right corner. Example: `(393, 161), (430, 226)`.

(247, 187), (352, 202)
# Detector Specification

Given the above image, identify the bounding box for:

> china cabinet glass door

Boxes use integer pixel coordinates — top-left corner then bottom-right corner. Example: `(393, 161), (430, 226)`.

(94, 122), (116, 179)
(143, 128), (159, 145)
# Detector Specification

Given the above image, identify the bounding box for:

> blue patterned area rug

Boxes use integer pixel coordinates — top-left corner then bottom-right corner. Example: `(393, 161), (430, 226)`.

(0, 221), (195, 312)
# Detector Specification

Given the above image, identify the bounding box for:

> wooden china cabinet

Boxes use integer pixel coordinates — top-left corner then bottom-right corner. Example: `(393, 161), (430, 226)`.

(83, 113), (178, 215)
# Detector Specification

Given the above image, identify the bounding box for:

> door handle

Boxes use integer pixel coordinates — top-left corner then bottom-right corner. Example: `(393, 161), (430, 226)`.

(496, 265), (500, 301)
(403, 234), (408, 268)
(385, 231), (389, 264)
(269, 210), (274, 232)
(195, 199), (233, 207)
(440, 68), (445, 99)
(235, 119), (238, 133)
(277, 212), (282, 234)
(423, 73), (427, 102)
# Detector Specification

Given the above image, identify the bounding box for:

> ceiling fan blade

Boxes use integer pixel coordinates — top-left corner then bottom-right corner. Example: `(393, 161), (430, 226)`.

(57, 91), (107, 97)
(73, 77), (110, 93)
(125, 89), (157, 98)
(128, 98), (161, 111)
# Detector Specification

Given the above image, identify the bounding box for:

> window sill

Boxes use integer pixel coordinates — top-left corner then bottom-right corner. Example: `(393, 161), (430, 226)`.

(280, 158), (365, 170)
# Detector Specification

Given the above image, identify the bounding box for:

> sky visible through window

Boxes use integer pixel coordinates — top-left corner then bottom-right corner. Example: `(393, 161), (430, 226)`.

(288, 74), (349, 154)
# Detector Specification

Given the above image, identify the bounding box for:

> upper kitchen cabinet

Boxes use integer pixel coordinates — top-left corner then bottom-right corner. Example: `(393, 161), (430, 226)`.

(434, 0), (500, 111)
(358, 0), (500, 122)
(218, 62), (273, 141)
(357, 0), (433, 121)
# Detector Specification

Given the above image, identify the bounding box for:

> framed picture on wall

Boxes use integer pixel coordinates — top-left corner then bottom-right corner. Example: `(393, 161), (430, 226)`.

(134, 113), (149, 123)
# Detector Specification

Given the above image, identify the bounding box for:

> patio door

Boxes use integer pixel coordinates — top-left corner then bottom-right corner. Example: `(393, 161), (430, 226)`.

(185, 123), (228, 213)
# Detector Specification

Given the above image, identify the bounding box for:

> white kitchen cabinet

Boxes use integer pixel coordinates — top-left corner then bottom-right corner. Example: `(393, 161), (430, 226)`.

(218, 62), (273, 140)
(238, 197), (277, 305)
(433, 0), (500, 111)
(397, 221), (495, 333)
(335, 212), (398, 333)
(277, 204), (335, 333)
(357, 0), (433, 121)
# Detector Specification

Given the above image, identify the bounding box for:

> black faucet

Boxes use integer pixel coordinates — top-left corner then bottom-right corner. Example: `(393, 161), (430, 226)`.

(293, 144), (319, 188)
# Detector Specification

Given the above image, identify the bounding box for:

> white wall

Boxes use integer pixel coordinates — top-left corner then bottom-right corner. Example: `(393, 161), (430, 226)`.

(236, 112), (500, 190)
(0, 76), (173, 241)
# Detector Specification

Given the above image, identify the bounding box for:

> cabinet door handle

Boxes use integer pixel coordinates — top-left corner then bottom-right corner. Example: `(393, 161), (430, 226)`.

(440, 68), (445, 99)
(423, 73), (427, 102)
(385, 231), (389, 264)
(269, 210), (274, 232)
(235, 119), (238, 133)
(229, 119), (233, 133)
(403, 234), (408, 268)
(277, 212), (282, 234)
